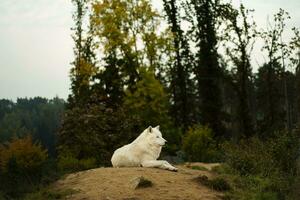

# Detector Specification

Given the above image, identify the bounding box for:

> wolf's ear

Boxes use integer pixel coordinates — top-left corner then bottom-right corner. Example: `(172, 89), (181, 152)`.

(155, 125), (160, 130)
(147, 126), (153, 133)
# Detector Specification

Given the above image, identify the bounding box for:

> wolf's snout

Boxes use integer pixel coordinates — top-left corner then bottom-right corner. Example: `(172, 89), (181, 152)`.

(162, 140), (167, 146)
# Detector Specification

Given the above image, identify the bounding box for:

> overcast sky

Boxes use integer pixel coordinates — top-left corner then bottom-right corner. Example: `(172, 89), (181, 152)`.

(0, 0), (299, 101)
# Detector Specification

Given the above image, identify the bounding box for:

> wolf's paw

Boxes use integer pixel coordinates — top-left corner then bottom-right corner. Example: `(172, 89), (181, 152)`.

(169, 167), (178, 172)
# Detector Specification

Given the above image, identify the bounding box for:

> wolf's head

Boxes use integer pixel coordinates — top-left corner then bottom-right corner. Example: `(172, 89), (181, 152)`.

(145, 125), (167, 147)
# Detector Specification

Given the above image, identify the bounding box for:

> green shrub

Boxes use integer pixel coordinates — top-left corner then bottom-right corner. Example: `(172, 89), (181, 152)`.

(212, 165), (280, 200)
(58, 103), (138, 166)
(0, 192), (5, 200)
(223, 137), (273, 176)
(24, 188), (77, 200)
(57, 155), (79, 172)
(183, 125), (219, 162)
(189, 165), (208, 171)
(222, 130), (300, 199)
(253, 191), (278, 200)
(58, 154), (97, 173)
(79, 157), (97, 170)
(194, 175), (231, 191)
(209, 177), (231, 191)
(0, 136), (47, 174)
(224, 131), (299, 178)
(0, 136), (48, 197)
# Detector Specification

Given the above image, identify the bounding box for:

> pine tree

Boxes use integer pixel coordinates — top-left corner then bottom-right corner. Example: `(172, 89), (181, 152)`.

(260, 9), (292, 132)
(295, 51), (300, 125)
(290, 28), (300, 125)
(220, 4), (256, 137)
(68, 0), (96, 108)
(297, 64), (300, 124)
(187, 0), (225, 137)
(162, 0), (196, 130)
(255, 61), (286, 135)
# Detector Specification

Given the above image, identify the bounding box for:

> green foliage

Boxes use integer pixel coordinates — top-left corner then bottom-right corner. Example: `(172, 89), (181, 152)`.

(255, 61), (286, 136)
(188, 165), (208, 171)
(224, 132), (299, 178)
(91, 0), (166, 95)
(194, 175), (231, 192)
(223, 137), (272, 176)
(24, 188), (77, 200)
(58, 102), (137, 166)
(123, 69), (182, 153)
(213, 165), (280, 200)
(182, 125), (219, 162)
(124, 69), (171, 129)
(220, 3), (257, 137)
(57, 154), (96, 173)
(68, 0), (97, 108)
(0, 136), (48, 197)
(0, 99), (14, 121)
(162, 126), (183, 155)
(0, 192), (4, 200)
(186, 0), (225, 137)
(226, 175), (279, 200)
(162, 0), (197, 130)
(0, 136), (47, 174)
(0, 97), (65, 156)
(222, 130), (300, 199)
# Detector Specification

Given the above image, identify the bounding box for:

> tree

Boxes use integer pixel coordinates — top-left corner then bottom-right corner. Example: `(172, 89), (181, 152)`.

(0, 110), (30, 143)
(290, 28), (300, 125)
(220, 4), (256, 137)
(297, 65), (300, 124)
(58, 101), (136, 166)
(123, 69), (181, 152)
(68, 0), (97, 108)
(186, 0), (225, 138)
(182, 125), (218, 162)
(163, 0), (196, 130)
(60, 0), (169, 165)
(255, 61), (286, 135)
(35, 97), (65, 156)
(0, 136), (47, 197)
(260, 9), (292, 132)
(0, 100), (14, 121)
(0, 97), (65, 156)
(123, 69), (171, 130)
(91, 0), (165, 99)
(285, 71), (298, 128)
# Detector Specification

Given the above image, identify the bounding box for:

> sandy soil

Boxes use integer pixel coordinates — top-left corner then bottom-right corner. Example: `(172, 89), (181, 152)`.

(54, 163), (223, 200)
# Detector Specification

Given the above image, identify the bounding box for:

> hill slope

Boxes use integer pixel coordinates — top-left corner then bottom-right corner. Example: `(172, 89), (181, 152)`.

(54, 163), (223, 200)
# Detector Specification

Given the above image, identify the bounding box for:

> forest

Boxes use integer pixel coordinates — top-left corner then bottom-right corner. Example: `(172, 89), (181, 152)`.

(0, 0), (299, 199)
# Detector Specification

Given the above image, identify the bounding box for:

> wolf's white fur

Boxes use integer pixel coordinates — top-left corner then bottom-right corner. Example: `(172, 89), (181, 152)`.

(111, 126), (177, 171)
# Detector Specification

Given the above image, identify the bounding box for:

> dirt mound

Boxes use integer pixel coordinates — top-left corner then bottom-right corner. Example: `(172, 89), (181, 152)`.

(54, 163), (222, 200)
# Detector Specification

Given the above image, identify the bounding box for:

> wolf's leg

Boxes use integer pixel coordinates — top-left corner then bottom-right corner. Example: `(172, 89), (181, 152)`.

(141, 160), (178, 171)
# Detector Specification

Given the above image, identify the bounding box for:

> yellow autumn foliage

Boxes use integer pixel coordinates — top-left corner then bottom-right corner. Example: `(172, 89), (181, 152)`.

(0, 136), (47, 174)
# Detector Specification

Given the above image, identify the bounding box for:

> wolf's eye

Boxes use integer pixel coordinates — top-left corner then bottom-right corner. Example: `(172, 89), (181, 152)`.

(156, 136), (159, 138)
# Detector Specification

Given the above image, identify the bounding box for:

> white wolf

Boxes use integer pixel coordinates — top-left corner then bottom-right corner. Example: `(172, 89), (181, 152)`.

(111, 126), (177, 171)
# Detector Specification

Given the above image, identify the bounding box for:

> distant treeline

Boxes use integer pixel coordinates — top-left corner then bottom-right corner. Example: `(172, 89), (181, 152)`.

(0, 97), (65, 156)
